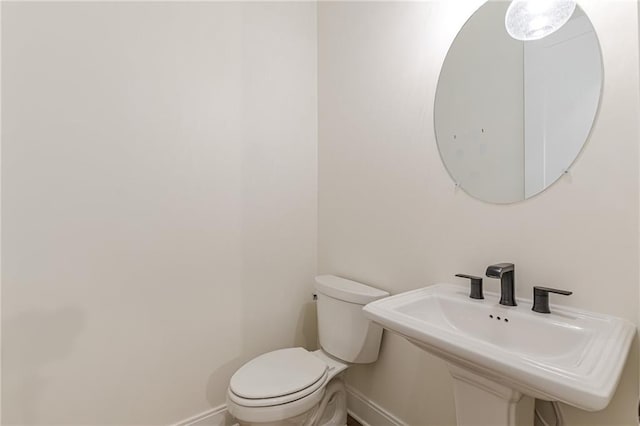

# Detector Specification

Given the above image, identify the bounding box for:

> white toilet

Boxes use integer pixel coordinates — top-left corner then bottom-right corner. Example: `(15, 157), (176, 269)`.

(226, 275), (389, 426)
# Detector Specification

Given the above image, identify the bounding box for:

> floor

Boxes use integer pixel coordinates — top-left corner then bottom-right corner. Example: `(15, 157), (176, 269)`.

(346, 415), (362, 426)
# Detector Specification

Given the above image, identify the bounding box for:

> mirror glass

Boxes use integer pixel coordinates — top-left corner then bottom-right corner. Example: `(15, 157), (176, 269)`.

(434, 2), (602, 204)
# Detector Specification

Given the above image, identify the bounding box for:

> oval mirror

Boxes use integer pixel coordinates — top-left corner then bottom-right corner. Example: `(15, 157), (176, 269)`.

(434, 1), (602, 204)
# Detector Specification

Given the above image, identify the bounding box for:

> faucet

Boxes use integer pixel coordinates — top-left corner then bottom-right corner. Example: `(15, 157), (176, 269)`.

(485, 263), (517, 306)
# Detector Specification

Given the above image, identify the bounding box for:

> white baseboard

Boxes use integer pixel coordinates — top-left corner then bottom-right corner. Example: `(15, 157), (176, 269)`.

(173, 404), (236, 426)
(345, 385), (406, 426)
(174, 386), (405, 426)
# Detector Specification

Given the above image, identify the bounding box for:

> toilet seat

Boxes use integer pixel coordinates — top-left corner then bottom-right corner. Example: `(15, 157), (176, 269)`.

(228, 347), (329, 407)
(228, 370), (328, 407)
(226, 349), (350, 424)
(227, 348), (337, 424)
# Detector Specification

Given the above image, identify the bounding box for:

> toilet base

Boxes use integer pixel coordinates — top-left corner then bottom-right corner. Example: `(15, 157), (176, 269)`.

(235, 410), (316, 426)
(234, 378), (347, 426)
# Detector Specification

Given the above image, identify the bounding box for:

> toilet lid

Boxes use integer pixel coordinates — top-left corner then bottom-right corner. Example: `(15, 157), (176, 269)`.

(229, 348), (327, 399)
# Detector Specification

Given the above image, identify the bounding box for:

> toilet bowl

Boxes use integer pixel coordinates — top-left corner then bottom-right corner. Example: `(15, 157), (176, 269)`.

(226, 275), (389, 426)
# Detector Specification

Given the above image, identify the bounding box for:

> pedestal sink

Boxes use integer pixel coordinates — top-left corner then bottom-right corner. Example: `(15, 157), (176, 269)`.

(363, 284), (635, 426)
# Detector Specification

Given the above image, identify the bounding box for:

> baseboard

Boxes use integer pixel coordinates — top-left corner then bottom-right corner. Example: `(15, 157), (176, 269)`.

(174, 386), (405, 426)
(173, 404), (236, 426)
(345, 385), (406, 426)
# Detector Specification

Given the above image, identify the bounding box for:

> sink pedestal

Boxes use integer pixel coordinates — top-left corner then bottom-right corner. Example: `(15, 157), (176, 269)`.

(448, 364), (534, 426)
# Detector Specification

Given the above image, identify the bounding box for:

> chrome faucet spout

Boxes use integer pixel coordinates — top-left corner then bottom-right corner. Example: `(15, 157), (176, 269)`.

(485, 262), (517, 306)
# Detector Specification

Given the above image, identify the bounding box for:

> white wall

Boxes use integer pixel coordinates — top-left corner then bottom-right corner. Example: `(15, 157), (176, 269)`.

(318, 1), (639, 425)
(1, 2), (317, 424)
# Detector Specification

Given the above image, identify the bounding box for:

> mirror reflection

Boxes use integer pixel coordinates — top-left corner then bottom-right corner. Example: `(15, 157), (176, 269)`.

(434, 2), (602, 204)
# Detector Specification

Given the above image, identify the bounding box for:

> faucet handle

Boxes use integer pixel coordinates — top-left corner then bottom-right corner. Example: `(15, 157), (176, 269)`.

(455, 274), (484, 300)
(532, 286), (573, 314)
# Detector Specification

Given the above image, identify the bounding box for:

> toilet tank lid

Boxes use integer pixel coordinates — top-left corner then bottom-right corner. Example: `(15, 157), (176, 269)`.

(315, 275), (389, 305)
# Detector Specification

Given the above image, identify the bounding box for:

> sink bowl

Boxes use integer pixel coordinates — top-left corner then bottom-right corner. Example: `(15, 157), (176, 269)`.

(363, 283), (635, 412)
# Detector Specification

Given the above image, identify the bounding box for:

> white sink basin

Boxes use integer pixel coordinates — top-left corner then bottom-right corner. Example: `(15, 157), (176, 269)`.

(363, 283), (635, 412)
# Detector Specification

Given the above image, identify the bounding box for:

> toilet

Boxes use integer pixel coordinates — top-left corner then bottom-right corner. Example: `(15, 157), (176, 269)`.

(226, 275), (389, 426)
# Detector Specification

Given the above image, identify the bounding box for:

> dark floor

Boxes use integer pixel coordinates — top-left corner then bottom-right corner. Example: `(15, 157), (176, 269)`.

(346, 414), (363, 426)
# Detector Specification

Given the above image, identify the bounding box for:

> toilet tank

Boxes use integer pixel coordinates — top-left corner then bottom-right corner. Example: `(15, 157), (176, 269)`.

(315, 275), (389, 363)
